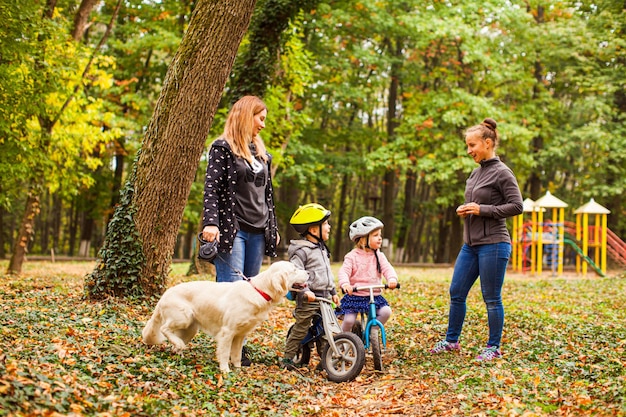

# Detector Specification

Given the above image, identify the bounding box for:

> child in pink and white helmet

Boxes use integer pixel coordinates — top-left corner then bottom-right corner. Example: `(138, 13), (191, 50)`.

(337, 216), (398, 332)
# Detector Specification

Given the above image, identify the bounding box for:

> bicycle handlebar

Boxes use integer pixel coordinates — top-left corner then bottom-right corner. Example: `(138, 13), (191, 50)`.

(346, 283), (401, 293)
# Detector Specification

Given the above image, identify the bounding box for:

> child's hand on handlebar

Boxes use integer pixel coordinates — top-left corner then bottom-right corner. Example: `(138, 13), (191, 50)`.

(341, 284), (353, 295)
(304, 291), (316, 302)
(387, 280), (398, 289)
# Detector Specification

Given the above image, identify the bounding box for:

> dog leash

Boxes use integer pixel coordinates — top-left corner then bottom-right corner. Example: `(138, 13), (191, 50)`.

(216, 254), (273, 302)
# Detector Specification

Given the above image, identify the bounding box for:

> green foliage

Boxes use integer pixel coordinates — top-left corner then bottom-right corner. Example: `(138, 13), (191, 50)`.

(1, 262), (625, 415)
(3, 0), (626, 266)
(84, 160), (145, 300)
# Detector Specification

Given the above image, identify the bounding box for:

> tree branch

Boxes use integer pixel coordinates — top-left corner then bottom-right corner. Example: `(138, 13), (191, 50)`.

(51, 0), (122, 128)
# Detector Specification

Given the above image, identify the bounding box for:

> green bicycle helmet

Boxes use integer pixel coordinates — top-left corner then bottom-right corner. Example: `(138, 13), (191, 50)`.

(289, 203), (331, 235)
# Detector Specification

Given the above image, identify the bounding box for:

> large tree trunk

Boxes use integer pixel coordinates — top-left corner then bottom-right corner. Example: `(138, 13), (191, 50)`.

(129, 0), (257, 295)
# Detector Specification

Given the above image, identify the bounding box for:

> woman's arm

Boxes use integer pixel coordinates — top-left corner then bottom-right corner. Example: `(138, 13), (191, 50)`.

(202, 144), (229, 228)
(480, 165), (523, 219)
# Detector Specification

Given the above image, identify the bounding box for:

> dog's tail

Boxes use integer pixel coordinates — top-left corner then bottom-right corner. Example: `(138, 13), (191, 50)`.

(142, 309), (166, 345)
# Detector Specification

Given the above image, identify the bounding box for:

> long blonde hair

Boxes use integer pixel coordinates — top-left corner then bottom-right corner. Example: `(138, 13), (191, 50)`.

(223, 96), (268, 163)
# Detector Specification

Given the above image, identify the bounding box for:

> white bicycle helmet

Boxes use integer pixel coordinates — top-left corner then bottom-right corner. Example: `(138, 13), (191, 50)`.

(349, 216), (384, 241)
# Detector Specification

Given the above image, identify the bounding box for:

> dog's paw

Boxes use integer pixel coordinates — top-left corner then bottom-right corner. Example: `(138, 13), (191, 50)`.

(171, 345), (187, 354)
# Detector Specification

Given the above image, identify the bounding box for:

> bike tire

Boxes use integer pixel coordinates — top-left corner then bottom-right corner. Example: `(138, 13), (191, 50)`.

(287, 324), (311, 366)
(351, 320), (363, 341)
(370, 326), (384, 371)
(321, 332), (365, 383)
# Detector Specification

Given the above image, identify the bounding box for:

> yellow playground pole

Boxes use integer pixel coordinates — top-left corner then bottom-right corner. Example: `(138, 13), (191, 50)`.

(574, 198), (611, 276)
(513, 198), (536, 273)
(558, 207), (565, 276)
(575, 212), (582, 274)
(534, 192), (568, 276)
(582, 212), (589, 276)
(531, 207), (538, 275)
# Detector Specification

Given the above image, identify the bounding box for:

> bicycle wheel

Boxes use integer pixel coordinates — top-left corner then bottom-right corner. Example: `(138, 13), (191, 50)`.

(369, 326), (384, 371)
(287, 324), (311, 366)
(321, 332), (365, 383)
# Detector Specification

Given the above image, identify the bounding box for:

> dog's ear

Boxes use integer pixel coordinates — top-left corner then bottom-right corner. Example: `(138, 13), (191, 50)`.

(267, 263), (291, 296)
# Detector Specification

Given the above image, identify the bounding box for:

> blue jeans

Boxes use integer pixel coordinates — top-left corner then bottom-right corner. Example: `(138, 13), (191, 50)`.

(214, 229), (266, 282)
(445, 242), (511, 348)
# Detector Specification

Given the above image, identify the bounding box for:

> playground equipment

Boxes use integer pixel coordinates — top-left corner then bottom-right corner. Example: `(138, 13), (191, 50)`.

(574, 198), (610, 276)
(511, 192), (626, 276)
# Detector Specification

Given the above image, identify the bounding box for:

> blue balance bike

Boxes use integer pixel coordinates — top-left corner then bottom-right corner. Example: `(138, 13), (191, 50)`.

(349, 283), (399, 372)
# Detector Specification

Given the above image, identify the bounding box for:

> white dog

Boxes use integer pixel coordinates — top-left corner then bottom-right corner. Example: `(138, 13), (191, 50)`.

(142, 261), (308, 372)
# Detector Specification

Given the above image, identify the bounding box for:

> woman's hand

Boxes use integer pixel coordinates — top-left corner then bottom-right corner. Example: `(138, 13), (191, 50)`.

(332, 294), (339, 305)
(305, 291), (316, 302)
(456, 202), (480, 218)
(202, 225), (220, 242)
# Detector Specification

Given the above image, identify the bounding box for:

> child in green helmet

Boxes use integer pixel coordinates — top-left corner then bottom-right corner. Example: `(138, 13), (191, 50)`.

(282, 203), (339, 370)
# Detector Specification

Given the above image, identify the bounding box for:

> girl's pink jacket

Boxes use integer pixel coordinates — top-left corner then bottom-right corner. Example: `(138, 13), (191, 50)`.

(338, 248), (398, 297)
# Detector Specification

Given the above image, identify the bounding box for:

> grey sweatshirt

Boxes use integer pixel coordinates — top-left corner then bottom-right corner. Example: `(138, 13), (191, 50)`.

(288, 239), (337, 302)
(463, 157), (523, 246)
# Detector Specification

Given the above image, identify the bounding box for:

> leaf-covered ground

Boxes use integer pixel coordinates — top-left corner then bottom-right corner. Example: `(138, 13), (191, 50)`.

(1, 261), (624, 416)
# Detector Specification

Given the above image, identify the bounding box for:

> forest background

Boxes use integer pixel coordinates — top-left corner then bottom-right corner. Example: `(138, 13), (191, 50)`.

(1, 0), (625, 282)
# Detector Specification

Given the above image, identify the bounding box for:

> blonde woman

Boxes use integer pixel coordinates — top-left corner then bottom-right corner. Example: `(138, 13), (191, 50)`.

(201, 96), (280, 365)
(202, 95), (280, 281)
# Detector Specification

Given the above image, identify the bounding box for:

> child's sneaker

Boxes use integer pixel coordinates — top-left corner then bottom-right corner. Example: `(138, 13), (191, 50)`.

(281, 358), (300, 371)
(476, 345), (502, 361)
(429, 340), (461, 354)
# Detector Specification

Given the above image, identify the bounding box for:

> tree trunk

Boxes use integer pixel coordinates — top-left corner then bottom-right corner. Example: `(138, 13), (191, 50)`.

(0, 201), (5, 259)
(279, 176), (301, 253)
(528, 5), (546, 201)
(229, 0), (321, 101)
(78, 215), (94, 257)
(108, 139), (126, 224)
(71, 0), (99, 42)
(7, 192), (40, 274)
(381, 38), (403, 260)
(333, 172), (350, 260)
(130, 0), (257, 295)
(397, 167), (416, 257)
(68, 198), (78, 256)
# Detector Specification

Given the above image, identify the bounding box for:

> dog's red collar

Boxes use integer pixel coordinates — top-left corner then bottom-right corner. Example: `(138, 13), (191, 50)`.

(250, 282), (272, 302)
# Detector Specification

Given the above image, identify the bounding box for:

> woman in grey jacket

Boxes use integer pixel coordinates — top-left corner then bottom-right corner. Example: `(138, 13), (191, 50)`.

(430, 118), (523, 361)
